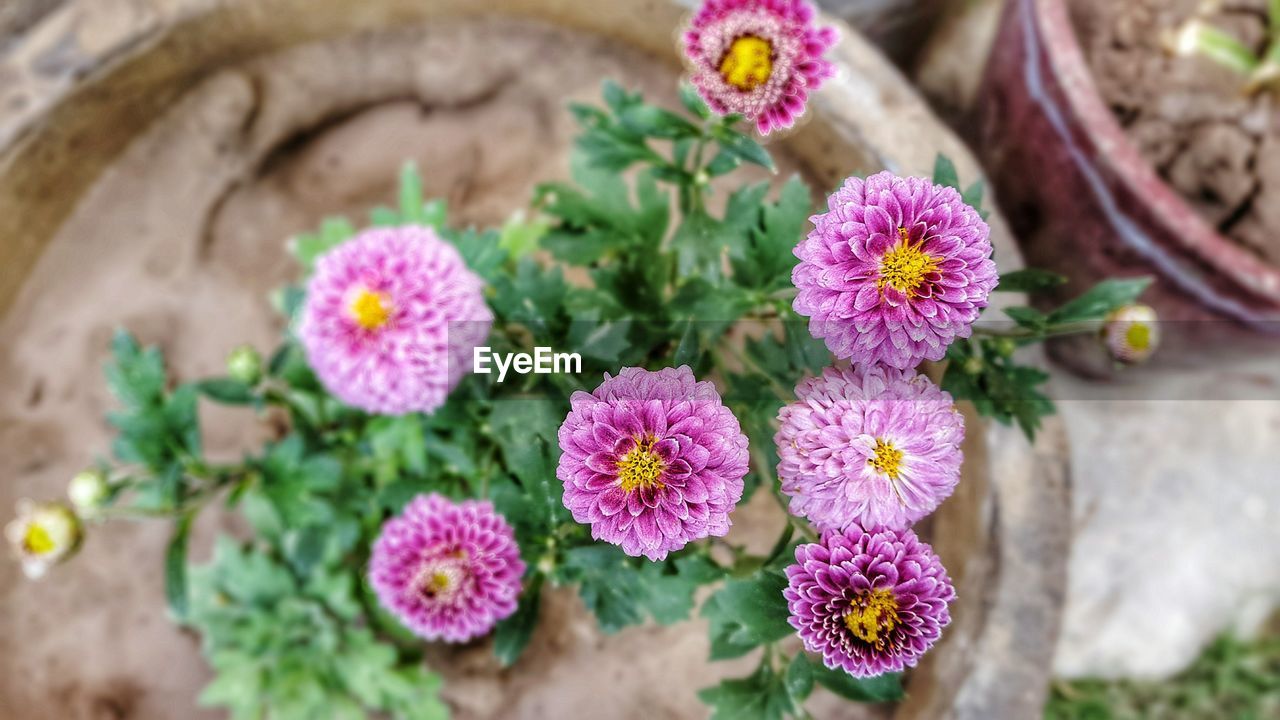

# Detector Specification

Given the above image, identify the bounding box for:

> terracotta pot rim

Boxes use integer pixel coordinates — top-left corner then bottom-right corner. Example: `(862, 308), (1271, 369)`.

(1030, 0), (1280, 312)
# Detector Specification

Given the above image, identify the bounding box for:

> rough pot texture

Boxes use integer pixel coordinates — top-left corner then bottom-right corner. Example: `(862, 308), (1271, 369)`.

(0, 1), (1068, 718)
(975, 0), (1280, 374)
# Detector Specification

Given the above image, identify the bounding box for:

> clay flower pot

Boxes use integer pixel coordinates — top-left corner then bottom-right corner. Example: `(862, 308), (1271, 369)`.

(0, 1), (1067, 718)
(976, 0), (1280, 371)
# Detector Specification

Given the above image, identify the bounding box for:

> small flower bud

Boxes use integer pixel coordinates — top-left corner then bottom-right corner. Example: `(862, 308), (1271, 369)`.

(1103, 305), (1159, 365)
(536, 553), (557, 575)
(68, 469), (109, 513)
(226, 344), (263, 385)
(5, 500), (83, 579)
(963, 356), (984, 375)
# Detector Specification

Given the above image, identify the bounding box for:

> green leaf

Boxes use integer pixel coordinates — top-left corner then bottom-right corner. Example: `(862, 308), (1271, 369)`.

(559, 547), (720, 633)
(369, 206), (400, 226)
(702, 568), (794, 658)
(672, 211), (733, 282)
(498, 211), (551, 259)
(1046, 277), (1154, 326)
(493, 578), (542, 667)
(290, 217), (355, 271)
(714, 127), (775, 171)
(730, 175), (812, 290)
(1004, 305), (1048, 331)
(567, 317), (632, 362)
(705, 150), (740, 177)
(997, 268), (1068, 294)
(785, 654), (816, 704)
(489, 397), (568, 533)
(672, 318), (702, 368)
(165, 512), (193, 622)
(933, 153), (960, 191)
(620, 104), (702, 139)
(105, 329), (166, 409)
(962, 179), (986, 212)
(679, 82), (712, 120)
(445, 227), (506, 283)
(699, 663), (796, 720)
(196, 378), (256, 405)
(809, 661), (905, 703)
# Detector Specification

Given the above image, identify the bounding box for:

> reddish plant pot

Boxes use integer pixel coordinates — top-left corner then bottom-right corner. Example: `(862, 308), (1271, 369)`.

(974, 0), (1280, 373)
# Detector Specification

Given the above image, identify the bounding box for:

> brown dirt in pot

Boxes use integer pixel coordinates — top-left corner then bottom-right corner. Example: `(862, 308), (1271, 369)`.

(0, 15), (880, 720)
(1072, 0), (1280, 266)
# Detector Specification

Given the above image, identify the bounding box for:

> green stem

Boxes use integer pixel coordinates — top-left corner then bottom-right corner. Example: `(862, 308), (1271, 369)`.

(973, 319), (1101, 341)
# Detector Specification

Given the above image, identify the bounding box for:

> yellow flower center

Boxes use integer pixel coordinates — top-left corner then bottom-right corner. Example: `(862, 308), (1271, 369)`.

(349, 288), (392, 330)
(617, 437), (667, 493)
(428, 571), (452, 592)
(1125, 323), (1151, 352)
(416, 560), (465, 601)
(844, 589), (900, 646)
(867, 438), (903, 481)
(719, 35), (773, 91)
(878, 228), (940, 298)
(23, 523), (56, 556)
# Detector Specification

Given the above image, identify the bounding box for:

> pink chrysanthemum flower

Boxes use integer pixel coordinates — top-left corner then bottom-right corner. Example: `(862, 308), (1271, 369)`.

(299, 226), (493, 416)
(683, 0), (837, 135)
(1103, 304), (1159, 365)
(776, 365), (964, 532)
(369, 494), (525, 643)
(557, 366), (749, 561)
(785, 525), (955, 678)
(793, 172), (999, 369)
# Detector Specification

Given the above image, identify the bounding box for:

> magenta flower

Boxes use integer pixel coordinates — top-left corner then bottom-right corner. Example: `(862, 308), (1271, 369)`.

(683, 0), (837, 135)
(785, 525), (955, 677)
(557, 366), (749, 561)
(776, 365), (964, 532)
(299, 226), (493, 416)
(793, 172), (999, 369)
(369, 494), (525, 643)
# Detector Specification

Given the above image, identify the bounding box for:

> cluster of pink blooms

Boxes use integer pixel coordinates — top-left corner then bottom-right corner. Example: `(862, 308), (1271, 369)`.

(777, 167), (996, 676)
(309, 0), (994, 683)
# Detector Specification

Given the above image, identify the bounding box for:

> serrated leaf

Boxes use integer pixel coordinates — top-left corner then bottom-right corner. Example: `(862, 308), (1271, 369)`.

(699, 664), (795, 720)
(702, 569), (794, 647)
(730, 175), (812, 290)
(568, 318), (632, 362)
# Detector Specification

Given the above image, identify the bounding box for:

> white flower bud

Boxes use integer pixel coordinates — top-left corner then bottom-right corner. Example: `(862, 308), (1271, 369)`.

(5, 500), (83, 579)
(68, 469), (109, 513)
(1103, 305), (1160, 365)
